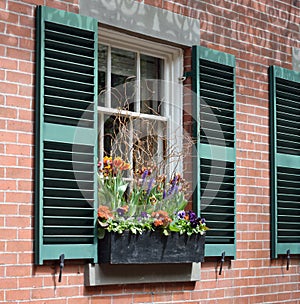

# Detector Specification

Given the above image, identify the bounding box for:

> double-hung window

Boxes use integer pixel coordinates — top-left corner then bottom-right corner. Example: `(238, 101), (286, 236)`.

(97, 29), (183, 174)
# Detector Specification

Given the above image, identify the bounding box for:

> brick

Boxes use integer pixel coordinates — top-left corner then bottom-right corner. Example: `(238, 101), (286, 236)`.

(31, 288), (56, 299)
(19, 15), (35, 28)
(0, 180), (17, 190)
(6, 71), (32, 84)
(0, 253), (18, 264)
(172, 291), (191, 302)
(0, 131), (17, 142)
(17, 251), (34, 264)
(18, 276), (43, 289)
(56, 286), (80, 297)
(1, 9), (18, 22)
(67, 274), (84, 285)
(0, 81), (18, 94)
(109, 295), (133, 304)
(0, 167), (4, 177)
(21, 0), (44, 5)
(6, 216), (31, 228)
(18, 133), (34, 144)
(45, 0), (68, 10)
(6, 24), (32, 38)
(6, 241), (32, 253)
(1, 155), (17, 166)
(0, 45), (5, 56)
(0, 228), (17, 240)
(7, 1), (34, 15)
(18, 84), (35, 97)
(91, 296), (111, 304)
(7, 120), (33, 132)
(19, 109), (33, 121)
(5, 289), (31, 301)
(6, 96), (31, 108)
(6, 192), (32, 203)
(0, 277), (18, 289)
(6, 47), (32, 61)
(6, 143), (31, 156)
(6, 167), (32, 179)
(17, 157), (34, 168)
(67, 298), (90, 304)
(6, 265), (31, 277)
(18, 180), (33, 191)
(18, 61), (34, 74)
(0, 58), (18, 70)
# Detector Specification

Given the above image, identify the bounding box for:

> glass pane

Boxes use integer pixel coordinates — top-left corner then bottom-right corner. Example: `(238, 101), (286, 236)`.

(132, 118), (166, 173)
(103, 114), (131, 161)
(111, 48), (136, 111)
(102, 114), (167, 174)
(98, 44), (107, 107)
(140, 55), (164, 115)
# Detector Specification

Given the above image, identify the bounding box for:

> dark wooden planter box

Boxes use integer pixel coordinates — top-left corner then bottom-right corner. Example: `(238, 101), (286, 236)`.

(98, 231), (205, 264)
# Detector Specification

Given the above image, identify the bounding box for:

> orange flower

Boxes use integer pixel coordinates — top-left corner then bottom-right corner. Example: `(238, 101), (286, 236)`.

(121, 162), (131, 171)
(113, 157), (123, 169)
(151, 210), (172, 227)
(154, 219), (163, 227)
(103, 156), (112, 165)
(98, 205), (113, 220)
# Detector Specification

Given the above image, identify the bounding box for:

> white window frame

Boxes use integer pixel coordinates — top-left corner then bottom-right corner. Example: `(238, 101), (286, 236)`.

(98, 28), (184, 175)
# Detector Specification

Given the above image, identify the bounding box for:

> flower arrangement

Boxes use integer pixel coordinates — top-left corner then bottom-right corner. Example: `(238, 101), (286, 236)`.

(97, 156), (208, 238)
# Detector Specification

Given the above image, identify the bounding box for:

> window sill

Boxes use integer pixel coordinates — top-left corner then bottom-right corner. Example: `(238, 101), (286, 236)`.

(84, 262), (201, 286)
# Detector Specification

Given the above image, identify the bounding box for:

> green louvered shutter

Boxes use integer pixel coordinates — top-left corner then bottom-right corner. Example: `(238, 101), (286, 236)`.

(270, 66), (300, 259)
(35, 6), (98, 265)
(191, 46), (236, 257)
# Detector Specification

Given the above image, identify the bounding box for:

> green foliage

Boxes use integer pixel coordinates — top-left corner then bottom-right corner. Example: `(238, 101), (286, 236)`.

(97, 157), (208, 238)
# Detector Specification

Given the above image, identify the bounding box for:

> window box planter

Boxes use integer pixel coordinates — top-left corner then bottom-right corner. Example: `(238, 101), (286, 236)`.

(98, 231), (205, 264)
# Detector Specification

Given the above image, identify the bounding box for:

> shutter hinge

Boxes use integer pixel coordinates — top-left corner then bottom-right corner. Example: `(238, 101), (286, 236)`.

(184, 71), (192, 78)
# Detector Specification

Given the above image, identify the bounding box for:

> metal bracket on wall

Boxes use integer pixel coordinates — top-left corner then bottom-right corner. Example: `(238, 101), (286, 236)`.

(286, 249), (290, 271)
(219, 251), (226, 275)
(58, 254), (65, 282)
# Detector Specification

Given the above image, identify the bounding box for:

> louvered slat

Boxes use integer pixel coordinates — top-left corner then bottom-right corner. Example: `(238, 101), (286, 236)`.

(276, 78), (300, 155)
(43, 141), (95, 244)
(200, 59), (235, 148)
(35, 6), (98, 264)
(191, 46), (236, 257)
(277, 166), (300, 243)
(44, 21), (95, 128)
(270, 65), (300, 258)
(200, 158), (235, 245)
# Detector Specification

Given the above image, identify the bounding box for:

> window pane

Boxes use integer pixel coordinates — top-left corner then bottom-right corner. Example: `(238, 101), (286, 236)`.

(132, 118), (166, 172)
(111, 48), (136, 110)
(103, 114), (131, 161)
(103, 114), (167, 173)
(140, 55), (164, 115)
(98, 44), (107, 107)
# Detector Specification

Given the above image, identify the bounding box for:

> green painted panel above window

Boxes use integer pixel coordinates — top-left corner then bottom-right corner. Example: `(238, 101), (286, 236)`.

(190, 46), (236, 258)
(35, 6), (98, 265)
(269, 65), (300, 259)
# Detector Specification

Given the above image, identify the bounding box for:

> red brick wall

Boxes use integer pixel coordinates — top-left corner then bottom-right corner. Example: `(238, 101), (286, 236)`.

(1, 0), (300, 303)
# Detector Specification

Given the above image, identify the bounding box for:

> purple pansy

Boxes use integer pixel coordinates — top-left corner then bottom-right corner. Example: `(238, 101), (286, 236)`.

(177, 210), (186, 219)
